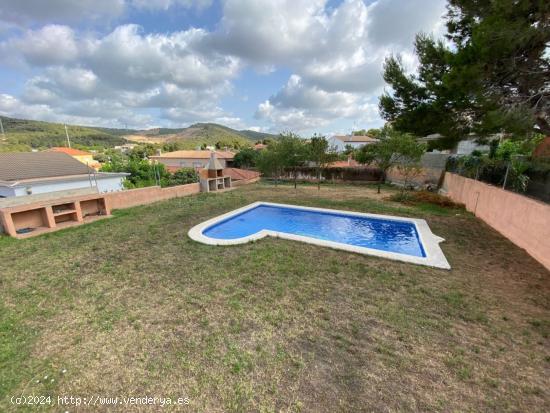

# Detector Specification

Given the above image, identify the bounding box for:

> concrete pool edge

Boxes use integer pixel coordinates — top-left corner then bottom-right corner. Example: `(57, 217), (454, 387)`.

(188, 201), (451, 270)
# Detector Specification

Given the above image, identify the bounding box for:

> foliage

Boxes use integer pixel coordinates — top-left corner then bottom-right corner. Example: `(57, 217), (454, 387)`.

(367, 128), (382, 139)
(256, 146), (281, 181)
(101, 156), (197, 188)
(128, 144), (158, 160)
(343, 144), (355, 155)
(449, 136), (548, 193)
(379, 0), (550, 148)
(277, 133), (309, 188)
(233, 147), (260, 168)
(307, 135), (339, 190)
(355, 127), (426, 193)
(389, 191), (461, 208)
(353, 128), (382, 138)
(168, 168), (199, 186)
(256, 133), (316, 188)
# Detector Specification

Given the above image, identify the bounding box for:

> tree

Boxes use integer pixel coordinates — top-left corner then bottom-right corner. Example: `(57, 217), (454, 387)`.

(307, 135), (338, 190)
(168, 168), (199, 186)
(277, 133), (308, 189)
(256, 133), (308, 188)
(257, 145), (281, 185)
(355, 127), (425, 193)
(367, 128), (382, 139)
(233, 147), (259, 168)
(379, 1), (549, 148)
(394, 137), (426, 194)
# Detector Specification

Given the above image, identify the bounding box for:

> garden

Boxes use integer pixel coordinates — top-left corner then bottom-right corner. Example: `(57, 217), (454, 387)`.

(1, 183), (548, 412)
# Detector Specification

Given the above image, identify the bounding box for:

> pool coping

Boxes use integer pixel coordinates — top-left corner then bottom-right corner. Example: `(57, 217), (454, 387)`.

(188, 201), (451, 270)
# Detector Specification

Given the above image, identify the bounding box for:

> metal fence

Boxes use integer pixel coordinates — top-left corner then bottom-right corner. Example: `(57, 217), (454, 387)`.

(446, 156), (550, 203)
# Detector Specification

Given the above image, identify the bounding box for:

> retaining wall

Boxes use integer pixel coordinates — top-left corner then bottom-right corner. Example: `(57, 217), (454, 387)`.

(442, 172), (550, 271)
(106, 183), (200, 210)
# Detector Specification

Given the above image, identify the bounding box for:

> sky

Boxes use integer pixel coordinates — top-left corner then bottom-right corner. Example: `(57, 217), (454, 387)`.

(0, 0), (447, 136)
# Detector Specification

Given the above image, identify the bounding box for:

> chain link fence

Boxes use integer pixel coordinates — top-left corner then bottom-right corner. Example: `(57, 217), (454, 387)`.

(446, 155), (550, 203)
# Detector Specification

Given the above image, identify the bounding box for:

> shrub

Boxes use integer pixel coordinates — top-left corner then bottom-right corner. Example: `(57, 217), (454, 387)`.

(389, 191), (460, 208)
(168, 168), (199, 186)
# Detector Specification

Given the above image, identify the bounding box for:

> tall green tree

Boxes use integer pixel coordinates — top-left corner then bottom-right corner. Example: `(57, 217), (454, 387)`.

(277, 133), (308, 189)
(257, 144), (281, 184)
(233, 147), (259, 168)
(355, 127), (426, 193)
(307, 135), (338, 190)
(379, 0), (549, 148)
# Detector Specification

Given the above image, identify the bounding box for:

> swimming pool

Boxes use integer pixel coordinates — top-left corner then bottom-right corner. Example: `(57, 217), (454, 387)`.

(188, 202), (450, 269)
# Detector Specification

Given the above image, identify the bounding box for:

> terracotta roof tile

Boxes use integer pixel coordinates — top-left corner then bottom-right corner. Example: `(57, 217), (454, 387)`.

(223, 168), (260, 180)
(332, 135), (378, 143)
(48, 147), (92, 156)
(150, 150), (235, 160)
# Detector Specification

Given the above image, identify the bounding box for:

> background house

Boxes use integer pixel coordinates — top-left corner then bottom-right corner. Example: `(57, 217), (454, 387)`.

(0, 152), (128, 197)
(47, 147), (102, 170)
(150, 150), (235, 171)
(328, 135), (378, 153)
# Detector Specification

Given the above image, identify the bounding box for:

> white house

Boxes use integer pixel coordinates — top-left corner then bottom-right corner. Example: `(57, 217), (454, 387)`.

(328, 135), (379, 153)
(0, 152), (128, 198)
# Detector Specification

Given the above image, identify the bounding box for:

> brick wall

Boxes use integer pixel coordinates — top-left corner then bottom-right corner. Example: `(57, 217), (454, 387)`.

(106, 183), (200, 210)
(442, 172), (550, 271)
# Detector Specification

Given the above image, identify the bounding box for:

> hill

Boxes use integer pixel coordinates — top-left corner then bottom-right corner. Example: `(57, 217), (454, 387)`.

(238, 129), (277, 142)
(122, 123), (278, 149)
(0, 116), (278, 153)
(0, 116), (126, 152)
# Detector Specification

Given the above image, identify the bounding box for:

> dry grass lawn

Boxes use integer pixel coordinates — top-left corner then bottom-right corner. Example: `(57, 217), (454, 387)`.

(0, 182), (548, 412)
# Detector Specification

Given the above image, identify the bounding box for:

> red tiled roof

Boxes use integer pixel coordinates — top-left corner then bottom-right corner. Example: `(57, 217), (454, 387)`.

(223, 168), (260, 180)
(328, 159), (364, 168)
(332, 135), (378, 143)
(150, 150), (235, 160)
(47, 147), (91, 156)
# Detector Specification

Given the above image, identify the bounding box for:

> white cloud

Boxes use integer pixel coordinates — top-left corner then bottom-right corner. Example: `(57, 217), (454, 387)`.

(0, 93), (154, 128)
(131, 0), (213, 11)
(366, 0), (447, 47)
(0, 25), (78, 67)
(0, 0), (125, 25)
(82, 25), (240, 91)
(239, 0), (446, 131)
(0, 0), (448, 132)
(3, 23), (241, 127)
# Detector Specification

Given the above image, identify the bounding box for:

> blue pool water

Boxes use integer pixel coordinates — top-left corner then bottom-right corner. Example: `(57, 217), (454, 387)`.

(203, 205), (426, 257)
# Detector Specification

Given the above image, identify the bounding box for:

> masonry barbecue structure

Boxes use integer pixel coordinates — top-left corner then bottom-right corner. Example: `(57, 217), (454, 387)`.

(200, 152), (231, 192)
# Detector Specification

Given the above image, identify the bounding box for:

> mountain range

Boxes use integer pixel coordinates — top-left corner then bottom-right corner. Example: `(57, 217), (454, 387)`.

(0, 116), (277, 152)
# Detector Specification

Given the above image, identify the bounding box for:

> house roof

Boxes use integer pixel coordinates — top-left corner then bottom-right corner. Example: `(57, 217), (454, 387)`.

(150, 150), (235, 160)
(332, 135), (378, 143)
(47, 147), (92, 156)
(223, 168), (261, 180)
(328, 159), (363, 168)
(0, 152), (95, 182)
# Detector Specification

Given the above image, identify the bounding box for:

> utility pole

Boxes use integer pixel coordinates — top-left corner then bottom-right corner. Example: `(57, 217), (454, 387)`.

(0, 117), (5, 140)
(64, 124), (71, 148)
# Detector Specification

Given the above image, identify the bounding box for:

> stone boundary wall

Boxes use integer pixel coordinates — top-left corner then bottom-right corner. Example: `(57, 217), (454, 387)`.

(442, 172), (550, 271)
